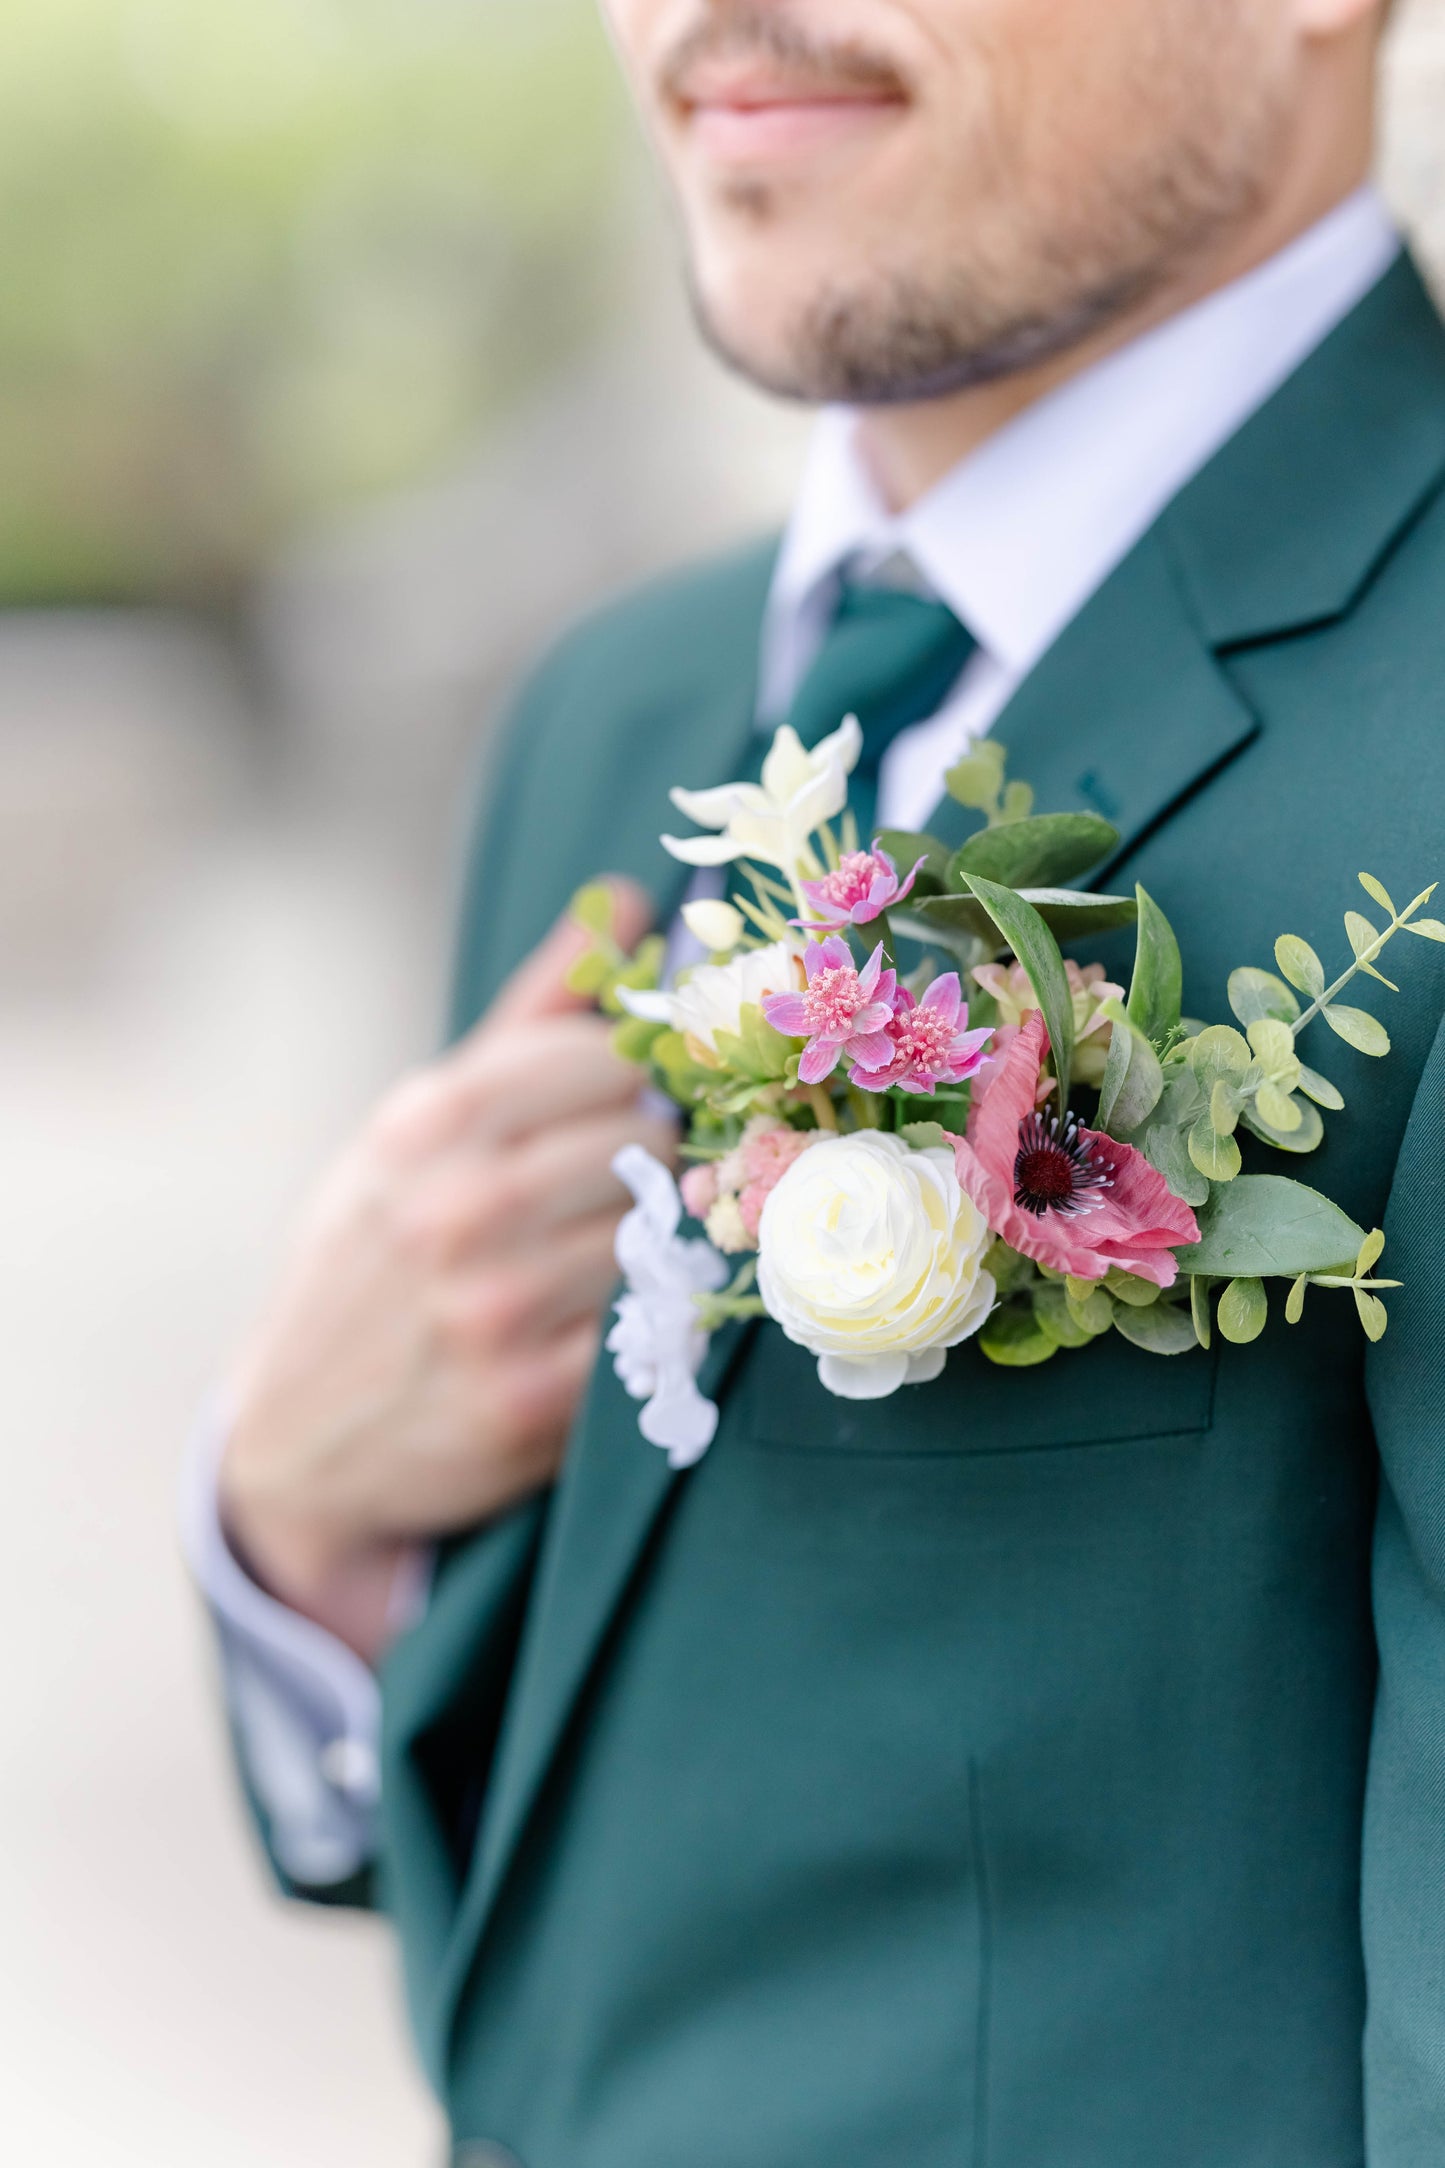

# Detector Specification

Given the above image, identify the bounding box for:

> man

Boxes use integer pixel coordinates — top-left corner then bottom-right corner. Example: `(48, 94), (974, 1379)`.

(187, 1), (1445, 2160)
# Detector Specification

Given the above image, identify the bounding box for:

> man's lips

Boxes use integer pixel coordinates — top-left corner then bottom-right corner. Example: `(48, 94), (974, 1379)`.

(673, 67), (905, 163)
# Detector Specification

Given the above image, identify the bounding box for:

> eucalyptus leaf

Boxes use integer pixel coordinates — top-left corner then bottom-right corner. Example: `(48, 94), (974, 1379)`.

(1321, 1003), (1391, 1057)
(1227, 967), (1300, 1029)
(1358, 871), (1396, 915)
(1189, 1113), (1242, 1182)
(1175, 1175), (1366, 1278)
(1345, 910), (1382, 962)
(1189, 1024), (1253, 1089)
(1405, 917), (1445, 942)
(1105, 1269), (1162, 1309)
(1355, 1289), (1389, 1342)
(1357, 1227), (1386, 1276)
(1190, 1274), (1213, 1349)
(1032, 1281), (1096, 1349)
(1296, 1063), (1344, 1111)
(569, 882), (617, 939)
(899, 1120), (948, 1150)
(962, 875), (1076, 1106)
(1285, 1274), (1308, 1325)
(1275, 935), (1325, 997)
(1240, 1097), (1324, 1155)
(979, 1301), (1058, 1367)
(1066, 1283), (1116, 1337)
(944, 742), (1006, 812)
(1209, 1077), (1241, 1137)
(1217, 1277), (1268, 1344)
(946, 812), (1118, 893)
(1113, 1300), (1201, 1355)
(1254, 1082), (1304, 1132)
(1000, 779), (1035, 823)
(1127, 885), (1184, 1046)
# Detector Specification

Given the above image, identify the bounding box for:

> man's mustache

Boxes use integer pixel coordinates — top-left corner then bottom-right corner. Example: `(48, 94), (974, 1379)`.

(658, 7), (909, 106)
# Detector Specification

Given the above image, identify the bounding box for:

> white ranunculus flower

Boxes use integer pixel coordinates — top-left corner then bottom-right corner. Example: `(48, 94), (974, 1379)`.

(661, 715), (863, 877)
(756, 1131), (996, 1400)
(618, 939), (796, 1054)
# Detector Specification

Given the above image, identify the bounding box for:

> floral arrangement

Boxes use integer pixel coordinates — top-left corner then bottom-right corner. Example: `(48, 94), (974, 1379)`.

(568, 717), (1442, 1462)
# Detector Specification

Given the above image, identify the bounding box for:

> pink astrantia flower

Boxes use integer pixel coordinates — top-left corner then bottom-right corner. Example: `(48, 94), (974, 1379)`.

(797, 845), (924, 930)
(948, 1011), (1200, 1287)
(971, 957), (1124, 1089)
(763, 936), (897, 1086)
(679, 1120), (821, 1252)
(850, 972), (994, 1096)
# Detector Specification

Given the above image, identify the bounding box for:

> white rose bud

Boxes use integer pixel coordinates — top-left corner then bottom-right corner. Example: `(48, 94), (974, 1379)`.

(681, 898), (746, 954)
(756, 1131), (996, 1400)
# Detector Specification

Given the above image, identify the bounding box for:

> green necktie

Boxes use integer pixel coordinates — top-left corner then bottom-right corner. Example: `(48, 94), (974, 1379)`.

(784, 580), (977, 845)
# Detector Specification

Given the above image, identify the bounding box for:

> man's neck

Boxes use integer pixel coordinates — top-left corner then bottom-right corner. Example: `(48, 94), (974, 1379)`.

(857, 154), (1376, 513)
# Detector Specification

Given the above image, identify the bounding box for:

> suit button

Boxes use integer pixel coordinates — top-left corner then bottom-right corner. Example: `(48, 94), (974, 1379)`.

(452, 2146), (524, 2168)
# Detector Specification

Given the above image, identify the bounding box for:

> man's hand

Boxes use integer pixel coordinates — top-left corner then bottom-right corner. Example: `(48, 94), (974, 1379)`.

(218, 880), (668, 1664)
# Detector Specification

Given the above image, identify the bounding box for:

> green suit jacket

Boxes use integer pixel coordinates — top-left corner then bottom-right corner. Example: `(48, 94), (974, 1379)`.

(247, 256), (1445, 2166)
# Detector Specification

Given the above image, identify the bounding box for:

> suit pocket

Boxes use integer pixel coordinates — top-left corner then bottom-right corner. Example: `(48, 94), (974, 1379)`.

(732, 1316), (1218, 1456)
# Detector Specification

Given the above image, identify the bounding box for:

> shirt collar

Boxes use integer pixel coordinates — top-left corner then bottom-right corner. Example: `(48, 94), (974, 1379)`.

(763, 185), (1400, 707)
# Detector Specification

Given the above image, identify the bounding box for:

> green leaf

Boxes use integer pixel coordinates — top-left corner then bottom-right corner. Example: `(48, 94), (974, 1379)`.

(1175, 1175), (1366, 1278)
(1227, 967), (1300, 1029)
(1355, 1289), (1389, 1342)
(1000, 779), (1036, 823)
(1217, 1277), (1268, 1344)
(1359, 872), (1396, 915)
(1285, 1274), (1308, 1325)
(1356, 1226), (1386, 1276)
(946, 812), (1118, 893)
(565, 951), (615, 997)
(1114, 1300), (1201, 1355)
(961, 875), (1076, 1106)
(1189, 1024), (1253, 1089)
(1404, 917), (1445, 943)
(875, 829), (952, 893)
(1296, 1063), (1344, 1111)
(1209, 1077), (1241, 1137)
(1065, 1284), (1116, 1337)
(713, 1002), (793, 1081)
(979, 1302), (1059, 1367)
(1189, 1113), (1242, 1182)
(1190, 1274), (1212, 1349)
(1139, 1100), (1211, 1209)
(1240, 1097), (1324, 1155)
(1096, 1002), (1164, 1136)
(944, 741), (1006, 812)
(1246, 1017), (1299, 1083)
(1253, 1082), (1304, 1133)
(1127, 885), (1184, 1046)
(1031, 1281), (1096, 1349)
(569, 882), (617, 940)
(899, 1120), (948, 1150)
(1105, 1269), (1162, 1308)
(1275, 935), (1325, 997)
(902, 887), (1138, 951)
(1321, 1003), (1391, 1057)
(611, 1015), (664, 1064)
(1344, 910), (1382, 962)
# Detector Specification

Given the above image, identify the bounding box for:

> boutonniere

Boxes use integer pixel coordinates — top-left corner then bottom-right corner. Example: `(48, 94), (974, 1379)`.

(570, 721), (1442, 1461)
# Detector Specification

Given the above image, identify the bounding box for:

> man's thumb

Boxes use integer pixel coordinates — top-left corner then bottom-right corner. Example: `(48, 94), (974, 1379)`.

(483, 875), (654, 1028)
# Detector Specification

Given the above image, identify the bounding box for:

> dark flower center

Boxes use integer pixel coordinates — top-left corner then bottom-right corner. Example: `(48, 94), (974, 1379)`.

(1013, 1111), (1112, 1218)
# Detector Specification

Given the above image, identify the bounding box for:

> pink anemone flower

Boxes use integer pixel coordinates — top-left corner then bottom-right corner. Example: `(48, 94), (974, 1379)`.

(762, 936), (897, 1086)
(850, 972), (994, 1096)
(947, 1011), (1200, 1286)
(797, 845), (924, 930)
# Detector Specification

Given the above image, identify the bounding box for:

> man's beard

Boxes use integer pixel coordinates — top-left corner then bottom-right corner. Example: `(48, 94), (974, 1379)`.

(680, 31), (1289, 407)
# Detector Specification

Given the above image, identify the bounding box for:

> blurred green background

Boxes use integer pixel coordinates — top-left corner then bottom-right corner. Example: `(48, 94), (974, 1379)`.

(0, 0), (623, 603)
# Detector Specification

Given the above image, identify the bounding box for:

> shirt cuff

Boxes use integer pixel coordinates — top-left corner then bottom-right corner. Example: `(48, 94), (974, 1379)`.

(179, 1404), (429, 1887)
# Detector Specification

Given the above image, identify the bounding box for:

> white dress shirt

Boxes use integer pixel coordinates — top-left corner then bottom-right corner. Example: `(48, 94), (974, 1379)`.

(184, 185), (1399, 1886)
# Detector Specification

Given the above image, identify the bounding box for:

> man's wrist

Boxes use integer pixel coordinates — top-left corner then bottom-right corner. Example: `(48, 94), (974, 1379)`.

(217, 1448), (408, 1667)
